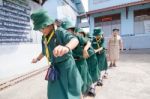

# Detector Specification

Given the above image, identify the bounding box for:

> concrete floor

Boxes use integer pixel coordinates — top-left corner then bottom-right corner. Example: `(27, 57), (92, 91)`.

(0, 49), (150, 99)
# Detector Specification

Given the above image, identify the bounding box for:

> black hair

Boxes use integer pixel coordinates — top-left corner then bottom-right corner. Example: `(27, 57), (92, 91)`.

(113, 29), (119, 32)
(68, 28), (75, 33)
(55, 19), (62, 27)
(79, 32), (86, 37)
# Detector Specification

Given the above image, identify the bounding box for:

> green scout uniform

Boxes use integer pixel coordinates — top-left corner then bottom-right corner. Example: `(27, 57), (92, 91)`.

(86, 45), (100, 83)
(61, 22), (93, 93)
(31, 10), (83, 99)
(72, 34), (93, 93)
(77, 29), (100, 83)
(92, 28), (108, 71)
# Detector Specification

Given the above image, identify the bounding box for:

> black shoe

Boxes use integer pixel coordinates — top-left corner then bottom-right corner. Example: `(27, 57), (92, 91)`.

(88, 87), (96, 97)
(109, 63), (113, 68)
(103, 73), (108, 79)
(113, 63), (117, 67)
(97, 79), (103, 86)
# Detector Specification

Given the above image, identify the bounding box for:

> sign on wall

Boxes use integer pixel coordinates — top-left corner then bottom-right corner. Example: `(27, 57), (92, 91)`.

(0, 0), (32, 44)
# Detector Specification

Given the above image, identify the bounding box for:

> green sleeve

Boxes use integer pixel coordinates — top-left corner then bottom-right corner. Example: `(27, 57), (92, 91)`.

(76, 35), (87, 46)
(56, 27), (76, 45)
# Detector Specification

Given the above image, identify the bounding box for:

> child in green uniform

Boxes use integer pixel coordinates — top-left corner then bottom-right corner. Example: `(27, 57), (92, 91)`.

(78, 29), (101, 96)
(31, 10), (83, 99)
(92, 28), (108, 83)
(61, 20), (93, 95)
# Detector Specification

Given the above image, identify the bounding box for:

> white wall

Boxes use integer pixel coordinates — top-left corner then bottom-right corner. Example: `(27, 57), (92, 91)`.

(0, 44), (47, 80)
(0, 1), (47, 80)
(122, 35), (150, 49)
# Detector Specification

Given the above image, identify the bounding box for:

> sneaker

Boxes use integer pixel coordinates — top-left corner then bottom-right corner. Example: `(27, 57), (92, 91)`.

(109, 63), (113, 68)
(113, 63), (117, 67)
(97, 79), (103, 86)
(88, 87), (96, 97)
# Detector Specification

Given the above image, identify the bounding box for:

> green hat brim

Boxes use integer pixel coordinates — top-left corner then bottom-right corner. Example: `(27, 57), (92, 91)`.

(93, 28), (103, 36)
(31, 10), (55, 30)
(33, 19), (54, 30)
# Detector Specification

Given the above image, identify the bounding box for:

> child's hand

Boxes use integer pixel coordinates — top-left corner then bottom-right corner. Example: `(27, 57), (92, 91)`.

(53, 45), (69, 57)
(83, 50), (89, 59)
(31, 58), (38, 63)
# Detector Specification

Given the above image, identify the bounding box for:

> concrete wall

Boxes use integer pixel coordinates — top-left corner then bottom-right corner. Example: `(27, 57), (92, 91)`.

(0, 44), (47, 79)
(88, 3), (150, 49)
(89, 0), (141, 11)
(0, 1), (46, 80)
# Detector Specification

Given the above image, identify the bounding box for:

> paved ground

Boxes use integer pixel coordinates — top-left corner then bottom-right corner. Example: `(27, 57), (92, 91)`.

(0, 49), (150, 99)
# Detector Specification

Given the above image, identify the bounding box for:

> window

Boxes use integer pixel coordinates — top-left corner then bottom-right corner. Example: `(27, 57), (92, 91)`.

(94, 14), (121, 37)
(134, 8), (150, 34)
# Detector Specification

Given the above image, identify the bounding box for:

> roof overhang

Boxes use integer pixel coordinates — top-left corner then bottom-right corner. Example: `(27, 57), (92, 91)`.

(79, 0), (150, 17)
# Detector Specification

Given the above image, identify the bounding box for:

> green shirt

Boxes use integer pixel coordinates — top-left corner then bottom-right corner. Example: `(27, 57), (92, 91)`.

(42, 27), (76, 64)
(72, 34), (88, 60)
(92, 37), (105, 51)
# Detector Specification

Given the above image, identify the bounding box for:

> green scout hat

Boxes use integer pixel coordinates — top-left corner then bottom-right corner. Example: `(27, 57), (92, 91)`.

(93, 27), (103, 36)
(31, 9), (55, 30)
(61, 18), (75, 30)
(75, 28), (85, 33)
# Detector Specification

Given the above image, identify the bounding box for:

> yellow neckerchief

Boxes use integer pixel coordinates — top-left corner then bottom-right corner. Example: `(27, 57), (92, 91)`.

(95, 36), (101, 48)
(44, 30), (55, 65)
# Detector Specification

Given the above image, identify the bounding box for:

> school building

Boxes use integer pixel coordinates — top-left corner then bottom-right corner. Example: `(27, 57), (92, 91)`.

(78, 0), (150, 49)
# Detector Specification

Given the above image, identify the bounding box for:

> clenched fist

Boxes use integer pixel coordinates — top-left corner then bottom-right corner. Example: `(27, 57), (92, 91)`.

(53, 45), (70, 57)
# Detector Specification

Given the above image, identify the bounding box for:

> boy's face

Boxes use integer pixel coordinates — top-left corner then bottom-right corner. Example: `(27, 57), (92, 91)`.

(78, 32), (85, 37)
(113, 31), (119, 36)
(67, 28), (74, 34)
(40, 24), (54, 36)
(96, 34), (102, 39)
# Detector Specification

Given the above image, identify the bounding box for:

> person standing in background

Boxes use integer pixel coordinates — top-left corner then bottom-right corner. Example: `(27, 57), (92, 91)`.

(108, 29), (123, 67)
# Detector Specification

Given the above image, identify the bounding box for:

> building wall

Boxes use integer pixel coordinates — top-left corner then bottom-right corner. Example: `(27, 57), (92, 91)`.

(89, 0), (141, 11)
(89, 3), (150, 49)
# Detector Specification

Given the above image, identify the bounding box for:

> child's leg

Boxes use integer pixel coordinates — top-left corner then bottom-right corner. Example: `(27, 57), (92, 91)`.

(103, 70), (108, 79)
(113, 60), (117, 67)
(80, 94), (83, 99)
(109, 61), (113, 67)
(88, 83), (96, 96)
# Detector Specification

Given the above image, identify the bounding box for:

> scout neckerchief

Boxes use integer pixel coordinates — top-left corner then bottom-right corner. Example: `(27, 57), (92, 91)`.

(44, 30), (55, 65)
(95, 35), (101, 49)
